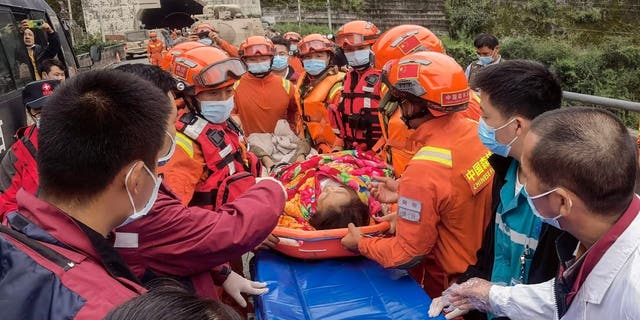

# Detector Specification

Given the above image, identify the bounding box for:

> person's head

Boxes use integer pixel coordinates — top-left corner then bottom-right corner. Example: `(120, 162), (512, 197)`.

(171, 46), (245, 123)
(521, 108), (637, 236)
(149, 31), (158, 41)
(298, 34), (334, 77)
(473, 33), (500, 65)
(22, 79), (61, 126)
(270, 36), (291, 71)
(312, 183), (370, 230)
(38, 70), (170, 231)
(239, 36), (275, 76)
(105, 286), (241, 320)
(115, 64), (179, 166)
(382, 51), (469, 129)
(23, 28), (35, 46)
(283, 31), (301, 53)
(39, 58), (66, 81)
(474, 60), (562, 159)
(372, 24), (445, 70)
(335, 21), (380, 68)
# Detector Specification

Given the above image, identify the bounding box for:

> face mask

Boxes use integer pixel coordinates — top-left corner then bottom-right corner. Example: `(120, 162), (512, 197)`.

(272, 55), (289, 71)
(525, 187), (566, 229)
(289, 44), (298, 53)
(345, 49), (371, 67)
(200, 96), (234, 123)
(247, 61), (271, 74)
(303, 59), (327, 76)
(198, 38), (213, 46)
(478, 118), (517, 157)
(158, 131), (176, 167)
(478, 55), (494, 65)
(124, 163), (162, 224)
(35, 118), (41, 128)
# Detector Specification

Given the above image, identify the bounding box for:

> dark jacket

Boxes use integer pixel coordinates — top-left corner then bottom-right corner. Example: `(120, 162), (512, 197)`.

(458, 155), (572, 320)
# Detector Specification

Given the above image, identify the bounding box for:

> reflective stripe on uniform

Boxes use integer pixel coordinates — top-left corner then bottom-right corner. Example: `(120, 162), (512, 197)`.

(495, 212), (539, 250)
(281, 78), (291, 94)
(175, 132), (194, 158)
(328, 83), (343, 101)
(413, 146), (452, 167)
(233, 80), (240, 90)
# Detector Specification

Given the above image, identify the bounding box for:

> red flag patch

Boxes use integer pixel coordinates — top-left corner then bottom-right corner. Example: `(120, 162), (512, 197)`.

(41, 83), (53, 96)
(174, 63), (188, 80)
(397, 63), (419, 79)
(441, 90), (470, 106)
(398, 35), (421, 54)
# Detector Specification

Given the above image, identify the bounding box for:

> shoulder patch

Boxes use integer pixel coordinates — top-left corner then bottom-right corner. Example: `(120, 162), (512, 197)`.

(462, 151), (494, 195)
(398, 196), (421, 222)
(412, 146), (452, 168)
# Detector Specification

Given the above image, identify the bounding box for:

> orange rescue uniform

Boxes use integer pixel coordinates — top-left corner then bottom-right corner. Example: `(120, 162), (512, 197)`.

(233, 72), (299, 135)
(289, 56), (304, 74)
(217, 39), (240, 58)
(359, 112), (494, 298)
(146, 39), (165, 66)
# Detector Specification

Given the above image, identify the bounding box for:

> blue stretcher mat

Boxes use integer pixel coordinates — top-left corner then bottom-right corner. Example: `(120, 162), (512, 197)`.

(252, 250), (445, 320)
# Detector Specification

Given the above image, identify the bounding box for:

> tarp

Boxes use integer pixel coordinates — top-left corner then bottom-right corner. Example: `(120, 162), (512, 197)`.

(252, 250), (445, 320)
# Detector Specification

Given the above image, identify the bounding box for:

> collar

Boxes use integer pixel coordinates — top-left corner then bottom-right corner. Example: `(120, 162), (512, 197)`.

(498, 160), (525, 213)
(408, 112), (461, 142)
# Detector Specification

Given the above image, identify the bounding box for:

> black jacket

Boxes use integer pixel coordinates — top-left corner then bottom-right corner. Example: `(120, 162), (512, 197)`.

(459, 155), (574, 320)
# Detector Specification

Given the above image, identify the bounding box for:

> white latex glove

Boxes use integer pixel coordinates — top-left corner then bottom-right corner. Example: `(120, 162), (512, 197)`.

(255, 177), (287, 200)
(222, 271), (269, 308)
(428, 296), (469, 319)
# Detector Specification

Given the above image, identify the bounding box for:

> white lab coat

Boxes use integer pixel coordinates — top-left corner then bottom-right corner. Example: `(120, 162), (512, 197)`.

(488, 203), (640, 320)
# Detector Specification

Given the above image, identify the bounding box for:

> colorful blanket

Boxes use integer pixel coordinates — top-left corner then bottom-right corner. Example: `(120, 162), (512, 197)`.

(275, 150), (393, 230)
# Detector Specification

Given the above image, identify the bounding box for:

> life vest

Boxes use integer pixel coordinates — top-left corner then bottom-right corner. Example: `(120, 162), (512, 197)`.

(296, 68), (345, 153)
(331, 68), (382, 151)
(9, 125), (39, 194)
(175, 112), (261, 210)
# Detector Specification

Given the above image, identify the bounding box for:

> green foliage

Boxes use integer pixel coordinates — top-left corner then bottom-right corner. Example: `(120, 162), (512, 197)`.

(73, 35), (117, 55)
(262, 0), (363, 12)
(444, 0), (491, 39)
(441, 35), (476, 68)
(273, 22), (332, 37)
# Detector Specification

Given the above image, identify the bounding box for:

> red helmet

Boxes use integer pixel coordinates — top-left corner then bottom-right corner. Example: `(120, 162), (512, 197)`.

(372, 25), (445, 70)
(283, 31), (302, 42)
(239, 36), (276, 58)
(382, 51), (469, 117)
(298, 34), (334, 57)
(193, 23), (215, 36)
(171, 46), (245, 95)
(335, 20), (380, 48)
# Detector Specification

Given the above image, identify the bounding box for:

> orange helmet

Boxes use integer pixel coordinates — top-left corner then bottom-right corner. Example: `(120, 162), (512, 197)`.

(372, 25), (445, 70)
(283, 32), (302, 42)
(171, 46), (245, 96)
(382, 51), (469, 117)
(160, 40), (206, 72)
(149, 31), (158, 38)
(335, 20), (380, 48)
(193, 23), (215, 36)
(298, 34), (334, 57)
(239, 36), (275, 58)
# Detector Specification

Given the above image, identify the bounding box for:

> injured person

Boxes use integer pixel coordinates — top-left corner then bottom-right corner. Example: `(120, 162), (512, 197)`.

(274, 150), (393, 230)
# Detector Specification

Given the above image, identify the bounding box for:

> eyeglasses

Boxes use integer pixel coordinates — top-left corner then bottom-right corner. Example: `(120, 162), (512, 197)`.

(194, 58), (246, 88)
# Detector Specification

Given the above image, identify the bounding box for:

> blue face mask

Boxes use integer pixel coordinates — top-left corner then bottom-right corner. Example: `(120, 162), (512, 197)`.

(272, 55), (289, 71)
(247, 61), (271, 74)
(478, 55), (494, 65)
(303, 59), (327, 76)
(200, 96), (234, 123)
(198, 38), (213, 46)
(345, 49), (371, 67)
(478, 117), (517, 157)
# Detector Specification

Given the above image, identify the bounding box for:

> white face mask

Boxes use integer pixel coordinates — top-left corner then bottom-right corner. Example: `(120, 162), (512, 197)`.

(525, 186), (570, 230)
(344, 49), (371, 67)
(158, 131), (176, 167)
(122, 163), (162, 225)
(200, 96), (234, 123)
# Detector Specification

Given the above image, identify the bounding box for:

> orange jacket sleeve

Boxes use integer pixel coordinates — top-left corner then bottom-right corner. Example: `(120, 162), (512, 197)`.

(217, 39), (239, 58)
(358, 161), (452, 268)
(158, 133), (206, 206)
(286, 80), (300, 134)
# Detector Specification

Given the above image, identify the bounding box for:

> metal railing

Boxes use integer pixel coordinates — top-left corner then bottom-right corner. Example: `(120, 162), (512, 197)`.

(563, 91), (640, 113)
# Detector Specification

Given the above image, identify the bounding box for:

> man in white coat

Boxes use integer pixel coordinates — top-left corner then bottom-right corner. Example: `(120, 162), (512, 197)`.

(434, 107), (640, 319)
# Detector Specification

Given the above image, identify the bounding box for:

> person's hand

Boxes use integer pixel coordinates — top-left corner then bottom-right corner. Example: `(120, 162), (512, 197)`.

(41, 22), (52, 33)
(209, 31), (220, 43)
(340, 223), (362, 252)
(369, 176), (399, 203)
(374, 212), (397, 235)
(255, 177), (287, 200)
(222, 271), (269, 308)
(20, 20), (29, 32)
(428, 295), (469, 319)
(255, 233), (279, 250)
(447, 278), (494, 313)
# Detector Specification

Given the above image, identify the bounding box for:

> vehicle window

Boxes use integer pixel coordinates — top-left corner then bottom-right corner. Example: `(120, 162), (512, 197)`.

(0, 37), (15, 95)
(126, 31), (148, 42)
(0, 10), (33, 89)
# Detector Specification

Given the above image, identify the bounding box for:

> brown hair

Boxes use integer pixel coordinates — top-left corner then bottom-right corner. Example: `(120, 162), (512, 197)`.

(309, 188), (370, 230)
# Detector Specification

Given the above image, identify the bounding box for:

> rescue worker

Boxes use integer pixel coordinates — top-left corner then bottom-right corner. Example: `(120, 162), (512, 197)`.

(0, 79), (60, 217)
(160, 45), (262, 210)
(233, 36), (298, 136)
(372, 25), (481, 175)
(270, 35), (301, 83)
(283, 31), (304, 74)
(331, 20), (383, 151)
(192, 23), (239, 58)
(114, 64), (284, 305)
(465, 33), (503, 92)
(159, 40), (206, 72)
(296, 33), (345, 153)
(147, 31), (165, 66)
(0, 70), (168, 318)
(341, 52), (494, 298)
